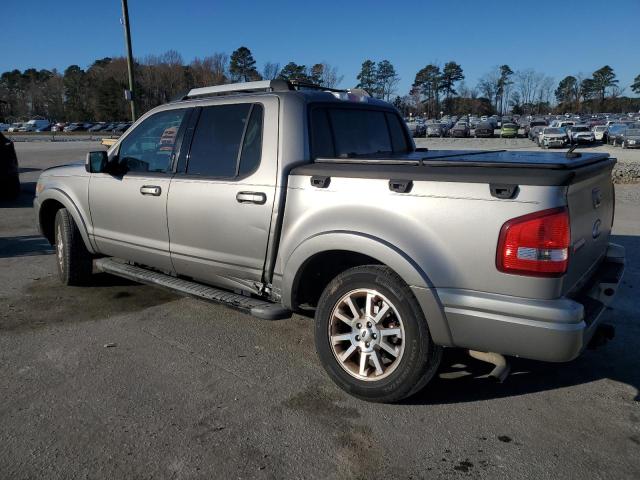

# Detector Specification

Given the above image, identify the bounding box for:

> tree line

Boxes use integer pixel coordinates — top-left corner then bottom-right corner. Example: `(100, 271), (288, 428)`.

(1, 45), (639, 123)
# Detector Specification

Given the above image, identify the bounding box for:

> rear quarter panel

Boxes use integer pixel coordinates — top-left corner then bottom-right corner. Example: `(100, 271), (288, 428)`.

(276, 175), (569, 300)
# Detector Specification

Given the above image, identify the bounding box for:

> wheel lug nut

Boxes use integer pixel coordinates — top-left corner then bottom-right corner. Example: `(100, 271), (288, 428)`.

(355, 335), (360, 341)
(365, 342), (370, 348)
(367, 322), (372, 327)
(372, 333), (377, 339)
(356, 323), (362, 329)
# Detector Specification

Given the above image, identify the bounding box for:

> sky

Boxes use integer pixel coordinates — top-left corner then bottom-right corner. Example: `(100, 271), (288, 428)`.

(3, 0), (639, 97)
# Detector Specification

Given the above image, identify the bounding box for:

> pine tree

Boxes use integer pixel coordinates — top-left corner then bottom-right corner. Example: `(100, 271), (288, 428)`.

(229, 47), (261, 82)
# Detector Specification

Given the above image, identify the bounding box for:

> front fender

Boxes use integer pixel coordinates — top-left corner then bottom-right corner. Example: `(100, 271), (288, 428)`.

(280, 231), (454, 346)
(36, 187), (96, 254)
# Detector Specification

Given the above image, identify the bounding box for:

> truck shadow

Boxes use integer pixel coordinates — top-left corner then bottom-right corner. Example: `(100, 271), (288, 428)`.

(409, 233), (640, 405)
(0, 235), (54, 258)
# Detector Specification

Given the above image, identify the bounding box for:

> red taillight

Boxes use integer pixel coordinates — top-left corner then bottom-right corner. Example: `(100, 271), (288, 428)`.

(497, 207), (570, 277)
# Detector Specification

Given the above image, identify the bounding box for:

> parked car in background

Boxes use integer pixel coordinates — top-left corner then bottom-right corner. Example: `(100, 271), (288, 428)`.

(525, 119), (547, 137)
(618, 127), (640, 149)
(500, 122), (519, 138)
(52, 122), (66, 132)
(0, 132), (20, 199)
(0, 123), (9, 131)
(592, 125), (607, 142)
(474, 122), (494, 138)
(7, 123), (23, 132)
(605, 124), (627, 145)
(88, 123), (107, 132)
(412, 121), (426, 137)
(426, 123), (445, 137)
(112, 122), (132, 134)
(529, 125), (546, 143)
(450, 121), (470, 137)
(567, 125), (595, 144)
(63, 123), (86, 132)
(540, 127), (568, 148)
(26, 119), (51, 132)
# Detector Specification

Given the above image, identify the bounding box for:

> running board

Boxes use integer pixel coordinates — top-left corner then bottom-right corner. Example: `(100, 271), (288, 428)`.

(95, 258), (291, 320)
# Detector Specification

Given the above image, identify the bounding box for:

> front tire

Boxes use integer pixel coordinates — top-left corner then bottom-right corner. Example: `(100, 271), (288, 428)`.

(54, 208), (93, 286)
(314, 265), (442, 403)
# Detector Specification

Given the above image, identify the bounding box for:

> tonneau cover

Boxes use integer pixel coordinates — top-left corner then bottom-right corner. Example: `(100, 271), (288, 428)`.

(315, 149), (611, 170)
(291, 150), (616, 186)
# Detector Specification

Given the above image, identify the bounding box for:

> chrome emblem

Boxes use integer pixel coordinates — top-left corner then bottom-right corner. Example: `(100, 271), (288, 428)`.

(592, 219), (602, 238)
(592, 188), (602, 209)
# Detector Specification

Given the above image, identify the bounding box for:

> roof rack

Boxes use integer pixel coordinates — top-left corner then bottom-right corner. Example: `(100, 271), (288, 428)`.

(182, 79), (364, 100)
(183, 80), (290, 99)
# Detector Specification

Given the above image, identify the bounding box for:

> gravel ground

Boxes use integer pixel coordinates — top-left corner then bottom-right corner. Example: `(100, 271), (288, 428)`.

(1, 142), (639, 479)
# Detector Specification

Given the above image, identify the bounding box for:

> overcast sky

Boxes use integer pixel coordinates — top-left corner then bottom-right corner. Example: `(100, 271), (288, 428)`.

(3, 0), (639, 96)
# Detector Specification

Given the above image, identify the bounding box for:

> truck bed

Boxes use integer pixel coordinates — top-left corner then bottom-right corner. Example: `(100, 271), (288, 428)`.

(292, 150), (615, 186)
(286, 148), (616, 300)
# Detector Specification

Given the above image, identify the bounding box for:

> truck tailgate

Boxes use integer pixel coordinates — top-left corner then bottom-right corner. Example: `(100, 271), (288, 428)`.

(564, 163), (616, 294)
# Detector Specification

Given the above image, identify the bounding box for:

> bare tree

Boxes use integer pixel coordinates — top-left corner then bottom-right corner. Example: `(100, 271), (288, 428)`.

(477, 68), (500, 107)
(190, 53), (228, 87)
(262, 62), (280, 80)
(515, 69), (545, 111)
(318, 62), (343, 88)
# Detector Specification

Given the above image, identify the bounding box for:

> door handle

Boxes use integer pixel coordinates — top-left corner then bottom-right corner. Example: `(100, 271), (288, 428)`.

(236, 191), (267, 205)
(140, 185), (162, 196)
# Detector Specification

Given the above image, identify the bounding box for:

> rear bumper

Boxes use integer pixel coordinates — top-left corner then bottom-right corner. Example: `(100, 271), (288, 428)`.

(437, 243), (625, 362)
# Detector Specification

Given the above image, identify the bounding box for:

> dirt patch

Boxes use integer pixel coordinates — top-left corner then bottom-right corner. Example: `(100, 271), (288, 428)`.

(283, 384), (360, 421)
(1, 273), (179, 332)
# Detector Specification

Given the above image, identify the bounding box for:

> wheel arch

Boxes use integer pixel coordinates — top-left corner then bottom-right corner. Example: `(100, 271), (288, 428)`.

(37, 189), (96, 254)
(281, 231), (452, 345)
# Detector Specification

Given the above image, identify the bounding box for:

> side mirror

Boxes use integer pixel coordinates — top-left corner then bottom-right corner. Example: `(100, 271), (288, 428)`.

(86, 151), (108, 173)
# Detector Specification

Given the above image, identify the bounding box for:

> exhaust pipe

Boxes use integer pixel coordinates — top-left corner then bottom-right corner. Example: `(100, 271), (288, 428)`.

(468, 350), (510, 383)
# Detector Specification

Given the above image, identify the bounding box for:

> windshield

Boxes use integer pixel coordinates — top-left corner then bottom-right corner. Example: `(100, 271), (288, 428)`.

(626, 129), (640, 136)
(573, 127), (589, 132)
(310, 106), (410, 158)
(545, 128), (564, 134)
(503, 123), (517, 128)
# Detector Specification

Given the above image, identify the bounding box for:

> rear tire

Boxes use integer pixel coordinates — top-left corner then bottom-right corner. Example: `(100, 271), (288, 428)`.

(314, 265), (442, 403)
(54, 208), (93, 286)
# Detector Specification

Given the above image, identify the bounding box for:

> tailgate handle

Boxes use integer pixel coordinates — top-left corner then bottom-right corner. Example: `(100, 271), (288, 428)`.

(389, 179), (413, 193)
(490, 184), (518, 199)
(310, 176), (330, 188)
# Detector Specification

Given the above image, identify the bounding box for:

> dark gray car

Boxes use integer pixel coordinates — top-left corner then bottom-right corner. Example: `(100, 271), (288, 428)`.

(619, 127), (640, 149)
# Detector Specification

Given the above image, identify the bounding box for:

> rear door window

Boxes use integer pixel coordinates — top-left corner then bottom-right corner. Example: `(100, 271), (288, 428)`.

(187, 104), (251, 177)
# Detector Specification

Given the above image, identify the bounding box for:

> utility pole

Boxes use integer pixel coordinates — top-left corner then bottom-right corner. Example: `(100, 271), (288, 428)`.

(121, 0), (136, 121)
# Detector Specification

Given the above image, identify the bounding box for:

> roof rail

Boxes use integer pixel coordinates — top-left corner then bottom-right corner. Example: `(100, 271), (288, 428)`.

(183, 79), (291, 99)
(182, 79), (360, 100)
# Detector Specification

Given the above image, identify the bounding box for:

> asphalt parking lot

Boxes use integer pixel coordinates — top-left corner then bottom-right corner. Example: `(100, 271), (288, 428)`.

(1, 140), (639, 479)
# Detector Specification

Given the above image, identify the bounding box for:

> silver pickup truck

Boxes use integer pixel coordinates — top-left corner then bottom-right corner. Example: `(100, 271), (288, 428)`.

(34, 80), (625, 402)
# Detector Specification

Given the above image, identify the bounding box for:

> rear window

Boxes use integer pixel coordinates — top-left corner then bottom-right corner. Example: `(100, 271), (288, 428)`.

(310, 106), (410, 158)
